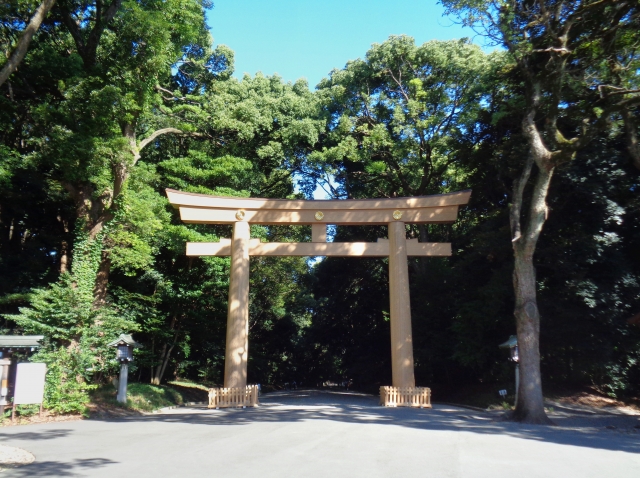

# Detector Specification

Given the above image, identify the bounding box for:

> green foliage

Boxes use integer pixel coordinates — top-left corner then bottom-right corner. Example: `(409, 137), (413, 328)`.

(0, 146), (18, 188)
(313, 36), (498, 199)
(5, 226), (137, 412)
(108, 164), (171, 275)
(36, 348), (97, 415)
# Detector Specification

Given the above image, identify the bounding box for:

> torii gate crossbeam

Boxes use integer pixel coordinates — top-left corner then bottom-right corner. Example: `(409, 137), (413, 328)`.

(167, 189), (471, 401)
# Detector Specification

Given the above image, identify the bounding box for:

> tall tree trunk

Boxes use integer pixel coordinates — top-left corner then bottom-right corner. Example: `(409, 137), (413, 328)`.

(62, 183), (115, 302)
(512, 244), (551, 424)
(150, 338), (154, 383)
(0, 0), (56, 87)
(508, 102), (554, 424)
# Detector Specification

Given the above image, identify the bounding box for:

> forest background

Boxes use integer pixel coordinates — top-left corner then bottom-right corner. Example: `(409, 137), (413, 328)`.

(0, 0), (638, 422)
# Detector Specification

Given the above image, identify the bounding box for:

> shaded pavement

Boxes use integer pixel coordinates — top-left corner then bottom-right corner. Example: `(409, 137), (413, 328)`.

(0, 389), (638, 477)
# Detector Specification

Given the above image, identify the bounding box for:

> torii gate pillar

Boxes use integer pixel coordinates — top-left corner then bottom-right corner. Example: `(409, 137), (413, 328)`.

(388, 221), (415, 388)
(224, 221), (250, 388)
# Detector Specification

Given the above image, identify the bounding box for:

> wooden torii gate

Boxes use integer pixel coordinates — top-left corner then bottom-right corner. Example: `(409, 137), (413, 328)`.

(167, 188), (471, 407)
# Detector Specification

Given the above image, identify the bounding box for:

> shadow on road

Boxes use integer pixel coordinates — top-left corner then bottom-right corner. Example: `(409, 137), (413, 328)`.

(0, 429), (73, 442)
(7, 458), (117, 477)
(89, 389), (640, 455)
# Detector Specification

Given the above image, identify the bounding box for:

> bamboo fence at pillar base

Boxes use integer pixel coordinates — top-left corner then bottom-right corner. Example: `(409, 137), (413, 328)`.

(208, 385), (259, 408)
(380, 386), (432, 408)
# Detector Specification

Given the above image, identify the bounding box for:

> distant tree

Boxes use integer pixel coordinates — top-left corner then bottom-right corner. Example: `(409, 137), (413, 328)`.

(313, 36), (495, 200)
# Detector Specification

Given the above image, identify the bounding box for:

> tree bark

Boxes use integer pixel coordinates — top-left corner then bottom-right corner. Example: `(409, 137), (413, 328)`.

(157, 342), (175, 385)
(57, 215), (70, 274)
(508, 98), (554, 424)
(511, 170), (554, 424)
(622, 107), (640, 171)
(59, 239), (69, 274)
(93, 249), (111, 307)
(0, 0), (56, 87)
(60, 122), (190, 305)
(150, 343), (167, 385)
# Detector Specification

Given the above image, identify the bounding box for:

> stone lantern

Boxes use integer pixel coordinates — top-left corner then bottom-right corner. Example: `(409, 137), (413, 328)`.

(499, 335), (519, 406)
(108, 334), (142, 403)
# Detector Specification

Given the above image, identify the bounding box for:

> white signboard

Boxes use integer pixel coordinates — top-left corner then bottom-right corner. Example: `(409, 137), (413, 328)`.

(14, 363), (46, 405)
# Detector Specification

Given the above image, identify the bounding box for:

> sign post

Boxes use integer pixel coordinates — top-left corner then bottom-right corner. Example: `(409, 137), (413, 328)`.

(12, 362), (47, 422)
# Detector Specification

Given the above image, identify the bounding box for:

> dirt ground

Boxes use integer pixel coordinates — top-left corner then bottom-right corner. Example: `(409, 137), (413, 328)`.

(0, 410), (83, 428)
(549, 389), (640, 414)
(0, 400), (139, 428)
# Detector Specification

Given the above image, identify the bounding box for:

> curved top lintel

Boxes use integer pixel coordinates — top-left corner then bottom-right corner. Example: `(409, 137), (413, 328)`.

(165, 189), (472, 211)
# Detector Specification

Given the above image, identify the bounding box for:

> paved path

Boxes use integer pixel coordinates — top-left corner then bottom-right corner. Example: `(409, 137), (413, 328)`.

(0, 390), (639, 477)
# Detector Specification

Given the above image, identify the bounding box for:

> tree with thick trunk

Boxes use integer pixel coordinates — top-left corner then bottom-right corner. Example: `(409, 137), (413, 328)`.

(61, 125), (198, 306)
(45, 0), (214, 306)
(443, 0), (640, 423)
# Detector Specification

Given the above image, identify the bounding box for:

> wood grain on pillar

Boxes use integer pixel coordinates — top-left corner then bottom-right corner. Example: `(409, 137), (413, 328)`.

(224, 221), (250, 388)
(388, 221), (416, 388)
(186, 240), (451, 257)
(312, 224), (327, 242)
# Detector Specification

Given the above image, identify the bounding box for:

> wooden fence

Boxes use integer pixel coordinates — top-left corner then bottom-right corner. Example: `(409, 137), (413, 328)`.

(379, 386), (432, 408)
(208, 385), (259, 408)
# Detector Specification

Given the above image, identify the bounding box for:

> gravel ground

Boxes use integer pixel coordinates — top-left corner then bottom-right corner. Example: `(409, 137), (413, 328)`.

(0, 444), (34, 471)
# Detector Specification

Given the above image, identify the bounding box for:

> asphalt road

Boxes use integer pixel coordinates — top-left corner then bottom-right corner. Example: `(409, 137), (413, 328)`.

(1, 390), (639, 477)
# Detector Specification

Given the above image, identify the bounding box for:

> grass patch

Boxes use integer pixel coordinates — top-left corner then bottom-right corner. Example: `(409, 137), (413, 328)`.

(90, 383), (185, 413)
(125, 383), (184, 412)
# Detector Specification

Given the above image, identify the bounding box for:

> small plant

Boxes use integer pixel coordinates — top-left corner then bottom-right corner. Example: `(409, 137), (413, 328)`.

(38, 348), (97, 416)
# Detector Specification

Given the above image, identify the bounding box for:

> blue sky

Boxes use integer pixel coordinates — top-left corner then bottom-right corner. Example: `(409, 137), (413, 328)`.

(206, 1), (474, 88)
